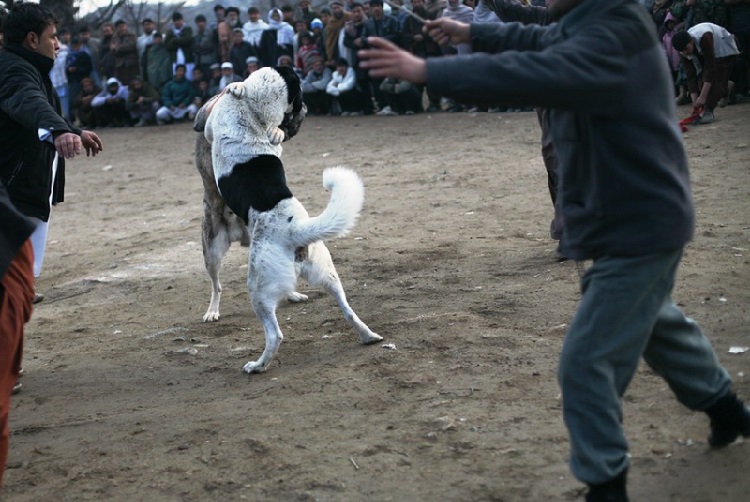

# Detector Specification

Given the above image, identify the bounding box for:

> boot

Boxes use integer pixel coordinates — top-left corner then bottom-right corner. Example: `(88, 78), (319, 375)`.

(705, 392), (750, 448)
(586, 469), (628, 502)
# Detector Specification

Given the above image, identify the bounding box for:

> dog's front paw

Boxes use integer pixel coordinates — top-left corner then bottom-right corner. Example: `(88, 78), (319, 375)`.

(287, 292), (308, 303)
(203, 310), (220, 322)
(242, 360), (268, 374)
(227, 82), (246, 98)
(267, 126), (285, 145)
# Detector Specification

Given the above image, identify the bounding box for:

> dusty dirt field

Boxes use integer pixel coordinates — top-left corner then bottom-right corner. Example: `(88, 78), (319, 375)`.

(3, 104), (749, 501)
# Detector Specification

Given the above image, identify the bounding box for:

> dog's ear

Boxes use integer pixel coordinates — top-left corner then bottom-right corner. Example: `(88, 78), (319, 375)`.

(273, 66), (304, 115)
(193, 95), (221, 132)
(274, 66), (306, 141)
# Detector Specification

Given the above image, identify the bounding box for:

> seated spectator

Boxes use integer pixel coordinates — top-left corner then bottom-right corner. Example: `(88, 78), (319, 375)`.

(302, 57), (332, 115)
(219, 62), (243, 92)
(296, 31), (321, 77)
(91, 77), (130, 127)
(191, 67), (211, 106)
(71, 77), (101, 128)
(379, 78), (423, 115)
(156, 64), (198, 125)
(208, 62), (222, 96)
(127, 76), (160, 127)
(326, 58), (364, 116)
(277, 54), (297, 74)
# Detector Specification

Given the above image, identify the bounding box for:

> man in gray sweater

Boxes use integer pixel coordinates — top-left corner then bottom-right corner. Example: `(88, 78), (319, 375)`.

(358, 1), (750, 500)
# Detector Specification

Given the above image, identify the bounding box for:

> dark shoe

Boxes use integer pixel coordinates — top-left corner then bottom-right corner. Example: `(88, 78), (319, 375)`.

(706, 392), (750, 448)
(586, 470), (628, 502)
(12, 381), (22, 395)
(555, 243), (569, 262)
(33, 292), (44, 304)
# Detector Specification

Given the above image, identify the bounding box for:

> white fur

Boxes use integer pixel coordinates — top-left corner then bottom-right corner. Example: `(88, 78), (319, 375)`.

(197, 68), (382, 374)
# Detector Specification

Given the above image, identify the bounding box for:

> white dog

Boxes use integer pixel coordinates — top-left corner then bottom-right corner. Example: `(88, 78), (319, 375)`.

(195, 67), (382, 373)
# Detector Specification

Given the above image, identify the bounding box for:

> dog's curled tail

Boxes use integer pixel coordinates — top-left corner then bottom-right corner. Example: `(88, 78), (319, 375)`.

(291, 167), (364, 247)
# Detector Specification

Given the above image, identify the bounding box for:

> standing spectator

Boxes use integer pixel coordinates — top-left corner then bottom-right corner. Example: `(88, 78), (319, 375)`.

(193, 14), (219, 77)
(672, 0), (729, 27)
(344, 3), (375, 112)
(126, 76), (160, 127)
(143, 32), (173, 92)
(225, 6), (243, 31)
(0, 179), (35, 496)
(136, 18), (156, 67)
(363, 0), (399, 112)
(77, 25), (102, 86)
(326, 57), (364, 115)
(50, 28), (70, 119)
(66, 35), (93, 123)
(214, 4), (232, 63)
(267, 7), (296, 56)
(726, 0), (750, 98)
(324, 1), (351, 68)
(91, 77), (130, 127)
(661, 12), (688, 101)
(156, 64), (198, 125)
(165, 12), (194, 80)
(358, 3), (750, 500)
(672, 22), (740, 123)
(213, 4), (227, 28)
(0, 3), (103, 303)
(111, 20), (139, 87)
(229, 27), (255, 76)
(97, 22), (116, 79)
(243, 6), (269, 48)
(401, 0), (443, 112)
(71, 77), (101, 128)
(296, 0), (319, 24)
(302, 57), (333, 114)
(441, 0), (474, 54)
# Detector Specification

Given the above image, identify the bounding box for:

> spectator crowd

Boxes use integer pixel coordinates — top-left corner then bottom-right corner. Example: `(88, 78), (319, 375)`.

(38, 0), (750, 127)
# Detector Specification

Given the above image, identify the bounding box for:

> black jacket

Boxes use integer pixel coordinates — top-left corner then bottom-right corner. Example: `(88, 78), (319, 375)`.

(428, 0), (694, 260)
(0, 180), (35, 279)
(0, 45), (80, 221)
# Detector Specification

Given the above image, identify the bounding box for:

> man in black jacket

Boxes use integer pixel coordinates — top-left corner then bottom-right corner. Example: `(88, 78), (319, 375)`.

(0, 3), (102, 299)
(359, 1), (750, 500)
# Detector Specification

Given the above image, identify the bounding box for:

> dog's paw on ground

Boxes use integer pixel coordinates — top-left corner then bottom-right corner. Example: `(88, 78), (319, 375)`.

(242, 360), (268, 374)
(202, 310), (221, 322)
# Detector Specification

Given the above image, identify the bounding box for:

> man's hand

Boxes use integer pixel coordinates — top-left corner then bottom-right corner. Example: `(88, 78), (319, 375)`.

(80, 130), (103, 157)
(53, 132), (82, 159)
(358, 37), (427, 83)
(423, 18), (471, 47)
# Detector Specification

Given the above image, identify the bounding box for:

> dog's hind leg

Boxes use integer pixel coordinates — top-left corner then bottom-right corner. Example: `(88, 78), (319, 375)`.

(202, 209), (232, 322)
(303, 243), (382, 345)
(243, 297), (284, 373)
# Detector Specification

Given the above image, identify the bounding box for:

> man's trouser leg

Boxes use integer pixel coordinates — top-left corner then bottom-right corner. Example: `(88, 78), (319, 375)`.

(0, 240), (34, 493)
(558, 249), (731, 484)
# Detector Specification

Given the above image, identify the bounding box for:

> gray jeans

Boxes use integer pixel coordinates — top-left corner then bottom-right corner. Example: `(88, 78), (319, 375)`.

(558, 249), (732, 484)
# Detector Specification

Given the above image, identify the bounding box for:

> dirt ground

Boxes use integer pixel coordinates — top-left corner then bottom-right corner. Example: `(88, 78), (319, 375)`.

(3, 103), (749, 501)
